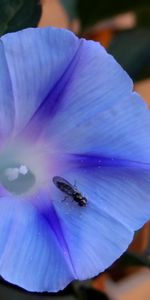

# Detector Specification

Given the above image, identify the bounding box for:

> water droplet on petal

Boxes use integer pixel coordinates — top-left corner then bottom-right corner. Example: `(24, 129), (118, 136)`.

(0, 163), (35, 195)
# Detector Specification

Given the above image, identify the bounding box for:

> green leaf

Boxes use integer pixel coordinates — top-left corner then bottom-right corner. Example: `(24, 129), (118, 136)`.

(0, 0), (41, 36)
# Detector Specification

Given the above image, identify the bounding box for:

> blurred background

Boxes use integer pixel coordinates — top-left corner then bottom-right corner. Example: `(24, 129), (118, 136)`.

(0, 1), (150, 299)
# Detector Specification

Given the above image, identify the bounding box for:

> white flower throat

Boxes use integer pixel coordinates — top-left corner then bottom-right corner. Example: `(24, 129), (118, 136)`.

(0, 162), (35, 195)
(0, 141), (55, 196)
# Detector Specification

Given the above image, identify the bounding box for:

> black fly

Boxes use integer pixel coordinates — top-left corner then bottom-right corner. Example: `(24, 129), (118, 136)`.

(52, 176), (87, 207)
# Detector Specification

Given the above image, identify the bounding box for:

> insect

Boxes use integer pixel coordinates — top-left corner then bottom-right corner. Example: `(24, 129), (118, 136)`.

(52, 176), (87, 207)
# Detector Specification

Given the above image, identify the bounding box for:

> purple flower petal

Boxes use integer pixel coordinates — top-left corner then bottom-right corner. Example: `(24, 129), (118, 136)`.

(51, 163), (150, 279)
(1, 28), (80, 134)
(40, 36), (133, 143)
(0, 195), (75, 292)
(2, 27), (133, 141)
(0, 27), (150, 293)
(65, 156), (150, 228)
(0, 41), (15, 139)
(53, 92), (150, 164)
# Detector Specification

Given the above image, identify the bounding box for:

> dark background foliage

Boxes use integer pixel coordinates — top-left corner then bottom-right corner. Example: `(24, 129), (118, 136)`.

(0, 0), (41, 36)
(77, 0), (150, 28)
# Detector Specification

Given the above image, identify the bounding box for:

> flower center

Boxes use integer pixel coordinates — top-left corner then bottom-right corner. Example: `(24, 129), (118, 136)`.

(0, 141), (59, 196)
(0, 163), (35, 195)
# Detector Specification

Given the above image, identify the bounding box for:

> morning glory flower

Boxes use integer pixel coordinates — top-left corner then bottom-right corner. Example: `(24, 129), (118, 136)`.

(0, 27), (150, 293)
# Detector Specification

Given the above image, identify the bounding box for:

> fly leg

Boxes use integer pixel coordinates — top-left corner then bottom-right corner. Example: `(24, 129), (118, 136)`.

(74, 180), (78, 190)
(62, 195), (69, 202)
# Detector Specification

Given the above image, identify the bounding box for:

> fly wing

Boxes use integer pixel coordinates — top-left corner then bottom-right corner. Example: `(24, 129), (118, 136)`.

(53, 176), (74, 195)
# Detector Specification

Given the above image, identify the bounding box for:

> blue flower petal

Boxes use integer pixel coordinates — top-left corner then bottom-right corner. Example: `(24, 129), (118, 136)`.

(0, 41), (15, 139)
(52, 163), (150, 279)
(1, 28), (80, 134)
(68, 155), (150, 228)
(53, 92), (150, 164)
(41, 35), (133, 141)
(1, 27), (150, 293)
(0, 196), (75, 292)
(2, 28), (133, 140)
